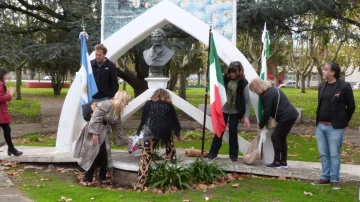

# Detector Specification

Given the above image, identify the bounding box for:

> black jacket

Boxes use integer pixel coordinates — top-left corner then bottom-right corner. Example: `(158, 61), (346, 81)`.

(91, 58), (119, 99)
(137, 100), (181, 145)
(316, 79), (355, 129)
(259, 87), (299, 129)
(223, 74), (248, 117)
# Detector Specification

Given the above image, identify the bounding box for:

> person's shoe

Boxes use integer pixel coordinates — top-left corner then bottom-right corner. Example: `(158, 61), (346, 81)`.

(83, 176), (93, 185)
(99, 168), (107, 181)
(265, 162), (281, 168)
(8, 147), (23, 156)
(207, 155), (217, 160)
(311, 179), (330, 185)
(230, 158), (237, 163)
(280, 162), (288, 168)
(331, 182), (341, 190)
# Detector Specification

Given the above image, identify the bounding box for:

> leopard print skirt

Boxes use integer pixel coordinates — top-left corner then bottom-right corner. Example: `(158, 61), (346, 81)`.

(134, 137), (176, 191)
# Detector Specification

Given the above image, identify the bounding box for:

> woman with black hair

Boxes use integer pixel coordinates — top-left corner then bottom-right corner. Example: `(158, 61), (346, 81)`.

(208, 61), (251, 162)
(0, 68), (23, 156)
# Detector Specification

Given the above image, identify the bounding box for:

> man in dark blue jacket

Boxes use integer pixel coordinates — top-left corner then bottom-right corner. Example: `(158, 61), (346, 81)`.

(312, 62), (355, 190)
(91, 44), (119, 101)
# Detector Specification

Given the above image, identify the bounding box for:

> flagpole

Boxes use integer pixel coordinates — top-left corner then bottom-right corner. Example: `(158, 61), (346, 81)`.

(201, 21), (212, 157)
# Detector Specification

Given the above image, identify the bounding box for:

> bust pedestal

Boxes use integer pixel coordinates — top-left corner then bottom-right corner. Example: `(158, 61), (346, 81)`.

(145, 77), (170, 89)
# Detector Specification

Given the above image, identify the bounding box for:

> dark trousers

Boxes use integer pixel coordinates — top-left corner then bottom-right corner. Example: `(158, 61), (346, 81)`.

(271, 119), (297, 163)
(209, 113), (241, 160)
(85, 142), (107, 181)
(0, 124), (14, 149)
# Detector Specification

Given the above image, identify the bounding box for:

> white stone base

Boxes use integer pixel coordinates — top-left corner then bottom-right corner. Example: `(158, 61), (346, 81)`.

(145, 77), (169, 89)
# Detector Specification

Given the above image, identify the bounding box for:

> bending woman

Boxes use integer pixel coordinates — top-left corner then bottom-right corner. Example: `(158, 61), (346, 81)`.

(74, 90), (131, 183)
(134, 88), (182, 191)
(249, 78), (298, 168)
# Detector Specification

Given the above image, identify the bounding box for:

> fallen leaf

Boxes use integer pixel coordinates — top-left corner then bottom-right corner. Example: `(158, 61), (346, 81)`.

(24, 165), (43, 170)
(231, 183), (240, 188)
(60, 196), (73, 202)
(304, 191), (313, 196)
(279, 176), (287, 180)
(40, 178), (49, 181)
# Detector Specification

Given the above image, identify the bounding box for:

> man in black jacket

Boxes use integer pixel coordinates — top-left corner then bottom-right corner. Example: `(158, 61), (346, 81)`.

(91, 44), (119, 101)
(312, 62), (355, 190)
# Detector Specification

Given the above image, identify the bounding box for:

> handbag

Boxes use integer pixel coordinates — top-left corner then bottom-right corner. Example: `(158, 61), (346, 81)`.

(266, 87), (280, 129)
(81, 101), (98, 121)
(243, 133), (261, 164)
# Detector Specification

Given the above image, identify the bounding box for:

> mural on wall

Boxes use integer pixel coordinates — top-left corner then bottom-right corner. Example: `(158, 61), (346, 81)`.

(102, 0), (236, 43)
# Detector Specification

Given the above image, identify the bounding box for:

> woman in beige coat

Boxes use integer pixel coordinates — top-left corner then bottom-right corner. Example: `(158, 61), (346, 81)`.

(74, 90), (131, 183)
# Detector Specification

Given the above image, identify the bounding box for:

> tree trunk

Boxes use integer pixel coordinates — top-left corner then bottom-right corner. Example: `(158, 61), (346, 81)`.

(117, 66), (148, 97)
(197, 70), (201, 86)
(307, 74), (311, 87)
(167, 68), (178, 91)
(15, 59), (27, 100)
(295, 73), (300, 88)
(300, 75), (306, 93)
(15, 66), (22, 100)
(178, 73), (187, 100)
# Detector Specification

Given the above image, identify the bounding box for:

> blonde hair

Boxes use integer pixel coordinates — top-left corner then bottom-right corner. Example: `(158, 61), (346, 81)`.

(110, 90), (131, 120)
(151, 88), (172, 103)
(249, 78), (271, 95)
(94, 44), (108, 55)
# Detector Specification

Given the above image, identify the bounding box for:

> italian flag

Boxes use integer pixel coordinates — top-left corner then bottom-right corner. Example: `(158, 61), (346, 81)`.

(258, 23), (270, 122)
(208, 34), (227, 137)
(258, 23), (271, 156)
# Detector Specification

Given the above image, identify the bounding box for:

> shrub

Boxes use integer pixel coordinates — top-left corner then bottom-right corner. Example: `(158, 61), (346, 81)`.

(190, 157), (227, 184)
(148, 157), (192, 190)
(147, 157), (226, 190)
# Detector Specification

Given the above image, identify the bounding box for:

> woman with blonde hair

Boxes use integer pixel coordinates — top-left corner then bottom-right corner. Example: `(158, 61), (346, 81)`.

(74, 90), (132, 183)
(249, 78), (298, 168)
(134, 88), (182, 191)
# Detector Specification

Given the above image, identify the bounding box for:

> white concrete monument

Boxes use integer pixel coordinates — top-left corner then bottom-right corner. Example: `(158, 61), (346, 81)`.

(56, 0), (273, 164)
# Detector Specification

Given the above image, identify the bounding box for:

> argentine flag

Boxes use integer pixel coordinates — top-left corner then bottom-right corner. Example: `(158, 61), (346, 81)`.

(79, 32), (98, 105)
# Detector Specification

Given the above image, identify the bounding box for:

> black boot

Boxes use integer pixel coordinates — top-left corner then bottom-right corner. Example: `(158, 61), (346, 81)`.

(99, 168), (107, 181)
(8, 147), (23, 156)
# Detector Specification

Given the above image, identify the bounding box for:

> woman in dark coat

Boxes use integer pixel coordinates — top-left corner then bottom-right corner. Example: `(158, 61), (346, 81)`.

(249, 78), (299, 168)
(0, 68), (22, 156)
(134, 88), (182, 191)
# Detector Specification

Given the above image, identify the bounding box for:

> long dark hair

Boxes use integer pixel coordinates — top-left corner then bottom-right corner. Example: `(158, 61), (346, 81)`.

(0, 68), (8, 82)
(226, 61), (245, 80)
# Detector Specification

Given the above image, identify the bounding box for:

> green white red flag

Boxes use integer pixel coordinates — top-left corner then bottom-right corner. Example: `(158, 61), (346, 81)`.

(208, 33), (227, 137)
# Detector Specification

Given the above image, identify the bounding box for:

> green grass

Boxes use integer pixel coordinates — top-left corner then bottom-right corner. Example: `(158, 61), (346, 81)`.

(14, 169), (360, 202)
(14, 130), (360, 164)
(6, 81), (360, 128)
(8, 99), (41, 123)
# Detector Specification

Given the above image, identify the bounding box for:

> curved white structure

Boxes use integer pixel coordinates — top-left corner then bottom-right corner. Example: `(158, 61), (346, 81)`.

(56, 0), (267, 159)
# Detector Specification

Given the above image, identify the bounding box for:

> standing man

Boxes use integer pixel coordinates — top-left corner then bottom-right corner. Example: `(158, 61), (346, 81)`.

(312, 62), (355, 190)
(91, 44), (119, 101)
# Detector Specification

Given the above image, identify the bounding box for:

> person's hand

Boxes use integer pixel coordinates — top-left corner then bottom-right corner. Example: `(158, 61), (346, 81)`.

(177, 136), (184, 141)
(203, 81), (208, 86)
(8, 87), (15, 96)
(244, 117), (251, 130)
(92, 134), (99, 145)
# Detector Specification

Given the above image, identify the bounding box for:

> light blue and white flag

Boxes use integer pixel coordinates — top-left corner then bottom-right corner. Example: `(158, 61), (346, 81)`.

(79, 32), (98, 105)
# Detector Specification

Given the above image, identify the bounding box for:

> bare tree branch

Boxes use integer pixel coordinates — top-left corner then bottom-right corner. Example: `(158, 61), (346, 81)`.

(0, 2), (54, 25)
(17, 0), (65, 20)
